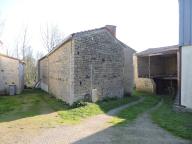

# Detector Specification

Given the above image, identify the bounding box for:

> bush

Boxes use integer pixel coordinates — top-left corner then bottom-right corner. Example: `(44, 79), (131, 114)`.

(70, 100), (88, 108)
(102, 97), (118, 102)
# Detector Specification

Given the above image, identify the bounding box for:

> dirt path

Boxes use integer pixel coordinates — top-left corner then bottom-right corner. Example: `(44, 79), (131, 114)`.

(1, 97), (191, 144)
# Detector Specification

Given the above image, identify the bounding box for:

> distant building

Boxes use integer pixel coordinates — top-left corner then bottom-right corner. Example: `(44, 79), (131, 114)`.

(0, 54), (24, 95)
(179, 0), (192, 109)
(133, 45), (179, 96)
(38, 25), (135, 105)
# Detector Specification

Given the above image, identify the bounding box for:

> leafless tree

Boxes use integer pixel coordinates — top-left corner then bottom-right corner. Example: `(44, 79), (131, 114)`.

(41, 24), (64, 52)
(0, 15), (5, 52)
(13, 26), (30, 59)
(24, 47), (38, 87)
(13, 26), (38, 87)
(0, 15), (5, 36)
(21, 27), (29, 60)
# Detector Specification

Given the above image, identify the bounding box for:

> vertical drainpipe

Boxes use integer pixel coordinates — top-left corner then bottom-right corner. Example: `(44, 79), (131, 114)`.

(148, 56), (151, 78)
(179, 47), (182, 105)
(90, 63), (93, 95)
(47, 56), (49, 93)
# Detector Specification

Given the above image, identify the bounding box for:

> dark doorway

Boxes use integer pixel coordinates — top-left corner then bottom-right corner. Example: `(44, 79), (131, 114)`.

(154, 78), (177, 96)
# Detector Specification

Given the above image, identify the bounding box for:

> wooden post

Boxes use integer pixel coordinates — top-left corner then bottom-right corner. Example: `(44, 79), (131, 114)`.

(148, 56), (151, 78)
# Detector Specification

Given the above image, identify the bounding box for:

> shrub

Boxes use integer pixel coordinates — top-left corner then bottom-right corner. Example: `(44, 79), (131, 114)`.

(70, 100), (88, 108)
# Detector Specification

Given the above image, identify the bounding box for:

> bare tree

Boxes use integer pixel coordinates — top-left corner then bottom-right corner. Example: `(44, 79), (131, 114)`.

(0, 15), (5, 36)
(41, 24), (64, 52)
(0, 15), (5, 52)
(13, 26), (37, 87)
(21, 27), (29, 60)
(24, 47), (38, 87)
(13, 26), (30, 59)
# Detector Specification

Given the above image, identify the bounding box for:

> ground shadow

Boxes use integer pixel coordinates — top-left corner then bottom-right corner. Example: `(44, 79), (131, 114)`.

(0, 89), (64, 123)
(71, 121), (190, 144)
(0, 89), (138, 123)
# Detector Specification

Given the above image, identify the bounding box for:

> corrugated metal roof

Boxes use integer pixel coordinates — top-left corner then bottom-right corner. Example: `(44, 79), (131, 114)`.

(136, 45), (179, 56)
(179, 0), (192, 46)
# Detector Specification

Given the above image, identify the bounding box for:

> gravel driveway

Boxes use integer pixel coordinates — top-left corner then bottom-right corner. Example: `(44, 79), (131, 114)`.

(0, 97), (191, 144)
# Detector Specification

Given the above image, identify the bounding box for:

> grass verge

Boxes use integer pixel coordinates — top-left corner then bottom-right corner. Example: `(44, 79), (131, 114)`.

(0, 89), (139, 124)
(57, 96), (139, 124)
(110, 91), (160, 125)
(151, 96), (192, 140)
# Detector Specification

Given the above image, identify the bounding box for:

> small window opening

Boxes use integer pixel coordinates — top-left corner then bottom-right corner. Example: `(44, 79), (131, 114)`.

(77, 51), (79, 55)
(102, 58), (105, 62)
(80, 81), (82, 86)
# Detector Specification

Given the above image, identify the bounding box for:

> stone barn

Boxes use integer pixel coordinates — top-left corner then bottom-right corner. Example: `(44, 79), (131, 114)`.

(38, 25), (135, 105)
(134, 45), (179, 96)
(0, 54), (24, 95)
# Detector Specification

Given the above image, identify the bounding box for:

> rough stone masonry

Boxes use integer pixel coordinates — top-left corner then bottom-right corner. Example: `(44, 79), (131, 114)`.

(39, 25), (135, 105)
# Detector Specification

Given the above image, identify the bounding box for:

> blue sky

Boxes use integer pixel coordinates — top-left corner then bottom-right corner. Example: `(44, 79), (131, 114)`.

(0, 0), (179, 56)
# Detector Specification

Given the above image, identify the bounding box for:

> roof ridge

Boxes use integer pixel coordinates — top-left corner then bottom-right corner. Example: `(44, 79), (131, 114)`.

(0, 53), (24, 63)
(73, 27), (106, 36)
(145, 45), (179, 50)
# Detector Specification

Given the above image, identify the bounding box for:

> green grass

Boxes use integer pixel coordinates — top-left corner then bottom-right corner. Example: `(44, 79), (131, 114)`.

(151, 96), (192, 140)
(0, 89), (53, 122)
(58, 96), (139, 124)
(0, 89), (139, 124)
(110, 91), (160, 125)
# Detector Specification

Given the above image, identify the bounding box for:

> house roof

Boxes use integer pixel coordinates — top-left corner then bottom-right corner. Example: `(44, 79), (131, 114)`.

(136, 45), (179, 57)
(0, 53), (25, 64)
(39, 25), (134, 61)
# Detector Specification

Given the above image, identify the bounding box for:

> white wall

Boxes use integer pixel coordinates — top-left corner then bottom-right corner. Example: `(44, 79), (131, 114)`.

(18, 63), (24, 94)
(181, 45), (192, 109)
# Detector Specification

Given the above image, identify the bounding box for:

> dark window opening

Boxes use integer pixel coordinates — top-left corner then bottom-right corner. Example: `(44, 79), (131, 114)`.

(102, 58), (105, 62)
(80, 81), (82, 86)
(77, 51), (79, 55)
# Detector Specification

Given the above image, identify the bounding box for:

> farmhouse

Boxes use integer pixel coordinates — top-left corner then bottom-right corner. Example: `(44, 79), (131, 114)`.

(38, 25), (135, 105)
(0, 54), (24, 95)
(134, 45), (179, 96)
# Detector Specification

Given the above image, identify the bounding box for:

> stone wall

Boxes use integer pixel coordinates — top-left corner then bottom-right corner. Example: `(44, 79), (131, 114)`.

(39, 28), (135, 104)
(45, 41), (73, 104)
(39, 57), (48, 92)
(123, 47), (136, 95)
(73, 29), (125, 101)
(0, 56), (24, 95)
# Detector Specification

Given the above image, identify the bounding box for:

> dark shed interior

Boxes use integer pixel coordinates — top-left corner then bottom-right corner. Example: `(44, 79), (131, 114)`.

(136, 45), (179, 95)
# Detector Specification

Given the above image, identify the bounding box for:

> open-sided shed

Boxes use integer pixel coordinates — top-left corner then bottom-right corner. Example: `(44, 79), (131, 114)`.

(134, 45), (179, 95)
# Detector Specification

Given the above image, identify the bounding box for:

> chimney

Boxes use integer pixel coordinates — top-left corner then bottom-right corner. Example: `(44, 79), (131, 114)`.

(105, 25), (116, 37)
